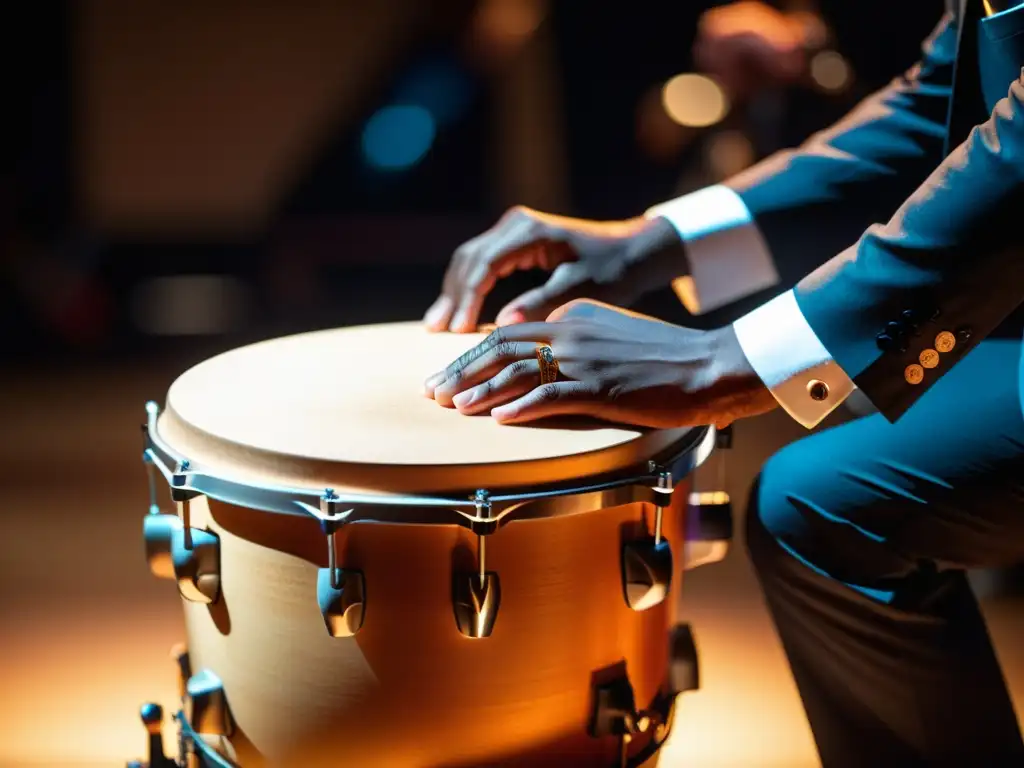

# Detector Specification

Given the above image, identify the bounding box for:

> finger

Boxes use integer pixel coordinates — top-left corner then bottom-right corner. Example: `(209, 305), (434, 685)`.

(449, 216), (538, 332)
(491, 381), (599, 424)
(545, 297), (615, 322)
(423, 322), (554, 395)
(433, 340), (538, 406)
(450, 358), (542, 414)
(423, 295), (455, 332)
(427, 234), (484, 332)
(496, 262), (594, 325)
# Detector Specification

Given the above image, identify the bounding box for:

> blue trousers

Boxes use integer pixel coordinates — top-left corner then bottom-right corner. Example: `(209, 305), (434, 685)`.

(746, 336), (1024, 766)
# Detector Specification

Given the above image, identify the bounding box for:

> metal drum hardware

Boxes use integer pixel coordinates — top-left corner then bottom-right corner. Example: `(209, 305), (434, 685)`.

(452, 489), (502, 638)
(314, 490), (366, 637)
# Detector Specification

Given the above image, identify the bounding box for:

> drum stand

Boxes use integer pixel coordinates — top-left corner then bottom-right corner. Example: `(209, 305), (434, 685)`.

(128, 645), (238, 768)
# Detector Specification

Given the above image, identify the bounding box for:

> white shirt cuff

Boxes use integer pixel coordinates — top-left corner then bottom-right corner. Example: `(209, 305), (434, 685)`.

(645, 185), (779, 315)
(732, 289), (856, 429)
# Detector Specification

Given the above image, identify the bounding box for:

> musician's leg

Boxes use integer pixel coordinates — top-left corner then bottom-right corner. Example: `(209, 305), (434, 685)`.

(745, 338), (1024, 767)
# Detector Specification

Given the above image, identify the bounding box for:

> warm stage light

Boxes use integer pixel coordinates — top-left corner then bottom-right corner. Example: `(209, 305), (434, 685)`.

(661, 74), (729, 129)
(810, 50), (851, 93)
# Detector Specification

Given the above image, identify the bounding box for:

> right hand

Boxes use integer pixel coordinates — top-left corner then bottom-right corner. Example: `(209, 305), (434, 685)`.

(423, 206), (677, 333)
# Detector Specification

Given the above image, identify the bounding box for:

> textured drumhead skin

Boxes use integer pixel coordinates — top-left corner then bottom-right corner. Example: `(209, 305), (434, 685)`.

(160, 322), (698, 494)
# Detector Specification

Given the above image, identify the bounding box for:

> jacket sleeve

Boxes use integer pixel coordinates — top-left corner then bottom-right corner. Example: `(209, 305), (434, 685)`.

(792, 68), (1024, 422)
(647, 9), (959, 315)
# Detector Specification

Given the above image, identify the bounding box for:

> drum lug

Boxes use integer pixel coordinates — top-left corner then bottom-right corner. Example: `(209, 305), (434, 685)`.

(186, 668), (234, 739)
(174, 525), (221, 604)
(668, 622), (700, 695)
(589, 673), (675, 768)
(453, 571), (501, 638)
(620, 465), (675, 612)
(621, 539), (673, 611)
(143, 511), (179, 580)
(453, 490), (501, 638)
(144, 512), (221, 604)
(317, 490), (364, 637)
(317, 567), (366, 637)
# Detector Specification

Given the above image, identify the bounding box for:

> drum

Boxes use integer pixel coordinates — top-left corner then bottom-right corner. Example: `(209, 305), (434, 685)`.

(133, 322), (730, 768)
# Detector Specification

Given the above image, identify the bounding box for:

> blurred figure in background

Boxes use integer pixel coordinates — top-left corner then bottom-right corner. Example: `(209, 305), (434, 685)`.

(695, 1), (814, 103)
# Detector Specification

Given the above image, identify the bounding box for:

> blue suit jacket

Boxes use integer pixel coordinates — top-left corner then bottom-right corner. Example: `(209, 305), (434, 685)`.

(725, 0), (1024, 421)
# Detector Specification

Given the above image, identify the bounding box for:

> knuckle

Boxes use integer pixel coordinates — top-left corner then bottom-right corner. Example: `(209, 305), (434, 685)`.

(508, 359), (533, 379)
(493, 340), (516, 361)
(537, 383), (561, 402)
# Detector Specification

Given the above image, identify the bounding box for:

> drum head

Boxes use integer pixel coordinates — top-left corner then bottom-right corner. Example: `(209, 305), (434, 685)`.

(159, 322), (699, 494)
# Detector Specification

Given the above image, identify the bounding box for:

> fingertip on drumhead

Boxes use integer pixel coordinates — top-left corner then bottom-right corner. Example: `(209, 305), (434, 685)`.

(423, 297), (453, 331)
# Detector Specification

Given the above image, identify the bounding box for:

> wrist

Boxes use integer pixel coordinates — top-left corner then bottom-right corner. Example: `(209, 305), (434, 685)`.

(619, 215), (690, 295)
(708, 324), (757, 381)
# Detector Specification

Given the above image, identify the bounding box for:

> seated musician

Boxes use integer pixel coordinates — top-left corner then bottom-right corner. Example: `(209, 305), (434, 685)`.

(423, 1), (1024, 764)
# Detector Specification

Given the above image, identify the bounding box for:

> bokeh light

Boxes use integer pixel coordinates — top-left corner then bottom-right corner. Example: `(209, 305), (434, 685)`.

(661, 74), (729, 128)
(810, 51), (851, 93)
(360, 105), (437, 171)
(704, 129), (755, 179)
(394, 61), (472, 127)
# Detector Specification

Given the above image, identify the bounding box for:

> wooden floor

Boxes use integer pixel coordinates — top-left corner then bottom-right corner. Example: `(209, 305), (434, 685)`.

(1, 364), (1021, 767)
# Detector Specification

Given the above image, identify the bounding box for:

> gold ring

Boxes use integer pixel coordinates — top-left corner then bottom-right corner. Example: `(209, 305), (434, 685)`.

(536, 344), (559, 384)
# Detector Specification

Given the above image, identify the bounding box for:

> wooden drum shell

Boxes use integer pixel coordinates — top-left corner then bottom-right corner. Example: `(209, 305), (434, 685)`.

(181, 486), (690, 768)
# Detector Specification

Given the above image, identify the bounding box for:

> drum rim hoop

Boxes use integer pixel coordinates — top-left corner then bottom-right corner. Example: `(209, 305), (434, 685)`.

(143, 401), (715, 532)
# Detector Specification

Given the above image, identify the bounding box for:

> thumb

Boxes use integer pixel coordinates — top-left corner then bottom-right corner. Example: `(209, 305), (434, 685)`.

(496, 265), (596, 325)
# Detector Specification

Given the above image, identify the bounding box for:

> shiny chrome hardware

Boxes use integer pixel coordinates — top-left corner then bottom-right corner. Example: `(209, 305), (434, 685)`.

(589, 673), (676, 768)
(621, 539), (673, 611)
(174, 523), (220, 604)
(141, 401), (716, 531)
(620, 465), (675, 611)
(668, 622), (700, 695)
(131, 702), (177, 768)
(453, 571), (501, 639)
(128, 649), (238, 768)
(453, 490), (502, 638)
(143, 512), (221, 604)
(317, 568), (366, 637)
(186, 668), (232, 738)
(143, 512), (178, 580)
(315, 490), (365, 637)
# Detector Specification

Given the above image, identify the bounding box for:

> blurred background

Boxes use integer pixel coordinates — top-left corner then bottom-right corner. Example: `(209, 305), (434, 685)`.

(4, 1), (1022, 766)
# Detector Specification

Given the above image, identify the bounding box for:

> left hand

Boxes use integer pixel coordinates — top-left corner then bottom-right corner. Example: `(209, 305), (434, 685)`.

(424, 300), (778, 429)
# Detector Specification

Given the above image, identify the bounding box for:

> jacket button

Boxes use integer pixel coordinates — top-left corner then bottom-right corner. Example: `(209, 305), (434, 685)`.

(885, 321), (905, 338)
(807, 380), (830, 401)
(900, 310), (922, 334)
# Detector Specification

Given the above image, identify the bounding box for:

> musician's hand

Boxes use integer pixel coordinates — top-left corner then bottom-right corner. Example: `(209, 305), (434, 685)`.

(425, 300), (777, 429)
(423, 207), (681, 333)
